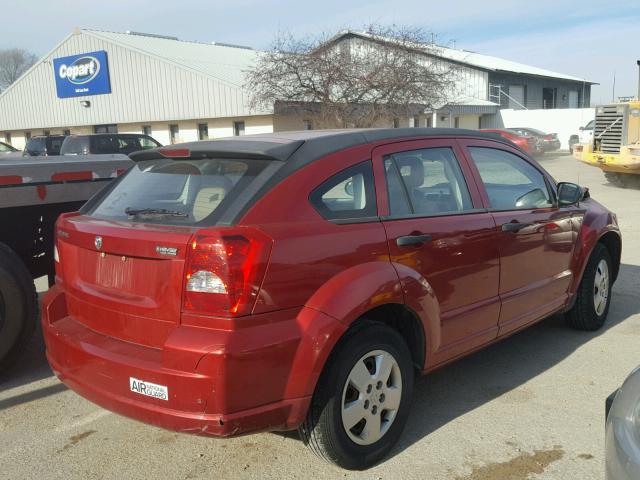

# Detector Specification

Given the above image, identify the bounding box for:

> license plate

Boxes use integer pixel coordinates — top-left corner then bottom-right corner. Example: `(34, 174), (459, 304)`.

(129, 377), (169, 401)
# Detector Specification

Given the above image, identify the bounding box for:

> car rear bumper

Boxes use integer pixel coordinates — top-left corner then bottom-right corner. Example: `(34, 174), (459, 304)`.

(42, 285), (316, 437)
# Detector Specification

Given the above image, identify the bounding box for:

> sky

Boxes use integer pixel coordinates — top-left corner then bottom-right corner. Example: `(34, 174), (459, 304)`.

(1, 0), (639, 104)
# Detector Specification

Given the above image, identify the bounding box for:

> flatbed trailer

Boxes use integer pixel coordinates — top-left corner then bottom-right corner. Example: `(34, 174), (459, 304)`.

(0, 154), (133, 371)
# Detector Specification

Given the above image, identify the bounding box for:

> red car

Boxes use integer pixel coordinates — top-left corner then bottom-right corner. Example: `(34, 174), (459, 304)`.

(43, 129), (621, 469)
(481, 128), (539, 155)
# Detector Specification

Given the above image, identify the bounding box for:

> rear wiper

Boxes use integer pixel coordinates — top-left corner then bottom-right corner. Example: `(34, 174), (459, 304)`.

(125, 207), (189, 218)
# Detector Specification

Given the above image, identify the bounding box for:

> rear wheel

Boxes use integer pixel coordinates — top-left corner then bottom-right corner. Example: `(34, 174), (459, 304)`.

(0, 243), (38, 373)
(299, 321), (414, 470)
(566, 243), (612, 331)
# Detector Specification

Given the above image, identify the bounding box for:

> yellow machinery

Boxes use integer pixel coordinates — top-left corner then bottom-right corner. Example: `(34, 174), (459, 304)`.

(573, 100), (640, 187)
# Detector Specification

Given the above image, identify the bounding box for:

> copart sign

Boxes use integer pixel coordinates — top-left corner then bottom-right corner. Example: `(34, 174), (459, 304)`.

(53, 50), (111, 98)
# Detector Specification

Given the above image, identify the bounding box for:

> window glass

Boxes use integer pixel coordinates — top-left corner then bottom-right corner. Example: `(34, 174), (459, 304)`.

(139, 136), (161, 149)
(384, 147), (473, 216)
(469, 147), (552, 210)
(89, 158), (267, 225)
(309, 161), (376, 220)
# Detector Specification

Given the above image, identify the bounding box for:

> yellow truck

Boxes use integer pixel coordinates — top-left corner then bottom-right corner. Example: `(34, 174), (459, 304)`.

(573, 100), (640, 187)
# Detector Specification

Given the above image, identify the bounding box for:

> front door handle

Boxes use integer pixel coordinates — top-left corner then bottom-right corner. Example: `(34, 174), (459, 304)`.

(501, 222), (532, 233)
(396, 234), (433, 247)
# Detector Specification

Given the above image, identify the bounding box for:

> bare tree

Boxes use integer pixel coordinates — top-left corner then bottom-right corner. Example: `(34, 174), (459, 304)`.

(246, 25), (457, 128)
(0, 48), (37, 92)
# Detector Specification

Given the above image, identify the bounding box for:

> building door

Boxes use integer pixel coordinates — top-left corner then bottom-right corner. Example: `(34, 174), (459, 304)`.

(542, 88), (557, 109)
(94, 124), (118, 134)
(568, 91), (579, 108)
(508, 85), (525, 109)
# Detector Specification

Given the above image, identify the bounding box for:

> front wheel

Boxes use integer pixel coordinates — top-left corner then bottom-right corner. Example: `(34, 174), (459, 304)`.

(566, 243), (612, 331)
(299, 321), (414, 470)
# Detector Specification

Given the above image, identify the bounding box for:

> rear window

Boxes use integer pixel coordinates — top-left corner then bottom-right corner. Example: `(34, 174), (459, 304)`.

(88, 158), (271, 225)
(61, 136), (90, 155)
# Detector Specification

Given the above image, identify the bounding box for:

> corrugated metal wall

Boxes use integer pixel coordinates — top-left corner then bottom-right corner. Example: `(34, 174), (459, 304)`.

(0, 31), (253, 131)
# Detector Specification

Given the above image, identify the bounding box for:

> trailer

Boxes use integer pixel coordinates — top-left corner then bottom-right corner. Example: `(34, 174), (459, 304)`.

(0, 154), (133, 371)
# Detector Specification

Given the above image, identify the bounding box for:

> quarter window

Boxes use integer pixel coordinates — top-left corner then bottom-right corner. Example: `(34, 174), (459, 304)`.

(468, 147), (552, 210)
(384, 148), (473, 216)
(310, 161), (376, 221)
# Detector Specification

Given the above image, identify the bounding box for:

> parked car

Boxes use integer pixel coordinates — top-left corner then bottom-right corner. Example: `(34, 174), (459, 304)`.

(606, 365), (640, 479)
(0, 141), (18, 154)
(480, 128), (540, 155)
(60, 133), (162, 156)
(510, 127), (561, 153)
(43, 128), (621, 470)
(579, 119), (595, 145)
(22, 135), (66, 156)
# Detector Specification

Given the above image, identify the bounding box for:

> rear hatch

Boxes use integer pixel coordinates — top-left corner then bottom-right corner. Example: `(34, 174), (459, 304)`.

(56, 152), (278, 348)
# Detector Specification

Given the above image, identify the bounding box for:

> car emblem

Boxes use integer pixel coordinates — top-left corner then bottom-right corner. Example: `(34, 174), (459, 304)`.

(95, 236), (103, 250)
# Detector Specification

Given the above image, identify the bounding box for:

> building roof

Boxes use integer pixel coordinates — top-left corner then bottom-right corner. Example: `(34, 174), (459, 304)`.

(83, 29), (258, 88)
(332, 31), (594, 84)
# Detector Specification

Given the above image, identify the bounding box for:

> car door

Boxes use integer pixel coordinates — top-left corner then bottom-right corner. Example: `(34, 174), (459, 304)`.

(459, 140), (576, 336)
(374, 139), (501, 366)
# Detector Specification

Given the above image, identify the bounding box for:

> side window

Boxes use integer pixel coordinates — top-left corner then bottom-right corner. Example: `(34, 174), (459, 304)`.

(309, 161), (377, 221)
(384, 147), (473, 216)
(468, 147), (552, 210)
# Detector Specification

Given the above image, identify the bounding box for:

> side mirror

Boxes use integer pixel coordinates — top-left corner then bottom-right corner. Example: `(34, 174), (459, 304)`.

(579, 126), (584, 131)
(344, 179), (354, 196)
(557, 182), (583, 206)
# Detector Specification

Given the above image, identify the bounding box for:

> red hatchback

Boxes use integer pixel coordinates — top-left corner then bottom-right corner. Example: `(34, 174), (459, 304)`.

(43, 129), (621, 469)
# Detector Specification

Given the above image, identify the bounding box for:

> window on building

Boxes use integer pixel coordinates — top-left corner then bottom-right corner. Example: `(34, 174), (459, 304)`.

(169, 124), (179, 144)
(142, 125), (152, 136)
(393, 118), (400, 128)
(542, 88), (557, 109)
(94, 124), (118, 134)
(43, 130), (50, 136)
(198, 123), (209, 140)
(25, 131), (31, 140)
(426, 116), (433, 128)
(4, 133), (11, 144)
(303, 119), (313, 130)
(454, 117), (460, 128)
(413, 116), (420, 128)
(63, 129), (70, 136)
(568, 90), (579, 108)
(233, 121), (245, 136)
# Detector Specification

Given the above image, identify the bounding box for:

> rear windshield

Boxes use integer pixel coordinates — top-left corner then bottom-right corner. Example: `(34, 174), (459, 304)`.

(87, 158), (272, 225)
(61, 136), (90, 155)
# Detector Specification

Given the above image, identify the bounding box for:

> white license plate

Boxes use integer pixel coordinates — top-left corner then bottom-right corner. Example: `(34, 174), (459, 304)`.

(129, 377), (169, 401)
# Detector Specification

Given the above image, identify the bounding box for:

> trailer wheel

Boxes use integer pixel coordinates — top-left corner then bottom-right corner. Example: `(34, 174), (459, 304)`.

(0, 243), (38, 373)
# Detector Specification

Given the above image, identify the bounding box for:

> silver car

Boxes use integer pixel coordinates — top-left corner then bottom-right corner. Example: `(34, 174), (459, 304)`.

(606, 365), (640, 479)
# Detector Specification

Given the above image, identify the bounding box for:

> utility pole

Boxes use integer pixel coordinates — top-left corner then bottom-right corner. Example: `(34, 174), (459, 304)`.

(637, 60), (640, 100)
(612, 71), (616, 102)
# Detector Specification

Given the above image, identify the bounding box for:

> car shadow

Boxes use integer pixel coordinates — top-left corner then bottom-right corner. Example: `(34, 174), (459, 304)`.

(391, 261), (640, 457)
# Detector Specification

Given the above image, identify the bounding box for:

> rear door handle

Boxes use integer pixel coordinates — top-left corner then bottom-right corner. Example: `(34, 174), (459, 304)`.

(501, 222), (532, 233)
(396, 234), (433, 247)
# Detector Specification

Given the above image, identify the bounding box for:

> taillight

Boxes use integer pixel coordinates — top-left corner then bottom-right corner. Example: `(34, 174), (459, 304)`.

(183, 228), (272, 317)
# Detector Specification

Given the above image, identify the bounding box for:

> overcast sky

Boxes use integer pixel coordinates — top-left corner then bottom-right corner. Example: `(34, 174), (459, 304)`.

(1, 0), (638, 104)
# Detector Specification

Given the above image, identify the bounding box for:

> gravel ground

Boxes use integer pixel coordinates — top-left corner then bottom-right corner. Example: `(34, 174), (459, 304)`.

(1, 152), (638, 480)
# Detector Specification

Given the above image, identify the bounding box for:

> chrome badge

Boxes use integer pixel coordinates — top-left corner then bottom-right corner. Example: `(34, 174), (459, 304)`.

(95, 235), (103, 250)
(156, 246), (178, 256)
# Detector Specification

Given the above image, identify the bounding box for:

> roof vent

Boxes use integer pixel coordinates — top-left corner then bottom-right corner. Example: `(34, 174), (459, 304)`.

(126, 31), (179, 41)
(210, 41), (253, 50)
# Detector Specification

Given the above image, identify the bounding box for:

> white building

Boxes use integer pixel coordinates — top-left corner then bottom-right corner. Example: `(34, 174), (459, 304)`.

(0, 28), (593, 149)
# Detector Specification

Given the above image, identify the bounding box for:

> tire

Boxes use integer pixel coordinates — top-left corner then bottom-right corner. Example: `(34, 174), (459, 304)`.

(566, 243), (612, 331)
(299, 320), (414, 470)
(0, 243), (38, 373)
